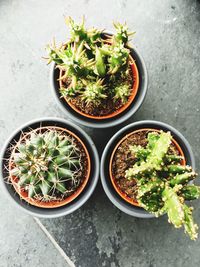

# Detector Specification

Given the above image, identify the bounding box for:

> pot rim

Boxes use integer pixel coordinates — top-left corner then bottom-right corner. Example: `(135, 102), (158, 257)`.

(109, 128), (186, 207)
(59, 56), (139, 120)
(0, 117), (99, 218)
(8, 126), (91, 209)
(100, 120), (195, 218)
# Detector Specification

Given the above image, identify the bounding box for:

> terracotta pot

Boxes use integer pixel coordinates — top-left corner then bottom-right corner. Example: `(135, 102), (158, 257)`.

(59, 56), (139, 120)
(1, 117), (99, 218)
(101, 120), (194, 218)
(50, 34), (148, 128)
(9, 126), (91, 209)
(109, 128), (186, 207)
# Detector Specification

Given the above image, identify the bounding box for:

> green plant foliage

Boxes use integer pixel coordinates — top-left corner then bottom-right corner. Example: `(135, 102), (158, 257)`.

(10, 129), (83, 201)
(125, 131), (199, 240)
(46, 17), (134, 106)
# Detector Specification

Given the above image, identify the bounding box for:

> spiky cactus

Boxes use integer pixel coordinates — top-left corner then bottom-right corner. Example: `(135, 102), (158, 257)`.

(80, 79), (107, 106)
(113, 22), (135, 44)
(113, 84), (130, 103)
(125, 131), (199, 240)
(10, 129), (83, 202)
(45, 18), (134, 108)
(66, 17), (101, 46)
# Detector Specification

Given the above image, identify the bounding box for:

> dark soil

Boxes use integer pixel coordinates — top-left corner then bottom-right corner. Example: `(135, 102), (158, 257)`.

(60, 66), (133, 117)
(69, 96), (123, 116)
(111, 130), (181, 201)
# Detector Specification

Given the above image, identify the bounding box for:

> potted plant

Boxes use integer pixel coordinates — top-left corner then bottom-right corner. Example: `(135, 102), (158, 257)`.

(1, 117), (99, 218)
(46, 17), (148, 128)
(101, 120), (199, 240)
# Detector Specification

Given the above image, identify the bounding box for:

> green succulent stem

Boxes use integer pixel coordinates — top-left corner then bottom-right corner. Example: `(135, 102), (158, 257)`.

(125, 130), (199, 240)
(180, 185), (200, 200)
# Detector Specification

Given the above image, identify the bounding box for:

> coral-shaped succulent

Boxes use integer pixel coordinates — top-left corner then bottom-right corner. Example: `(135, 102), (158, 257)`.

(125, 131), (199, 240)
(100, 42), (129, 74)
(66, 16), (101, 46)
(45, 18), (134, 107)
(113, 84), (130, 103)
(113, 22), (135, 44)
(47, 41), (94, 90)
(10, 129), (83, 202)
(80, 79), (107, 106)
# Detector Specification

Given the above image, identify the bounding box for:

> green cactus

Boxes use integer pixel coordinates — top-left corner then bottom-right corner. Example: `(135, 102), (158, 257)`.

(45, 18), (135, 107)
(113, 83), (131, 103)
(125, 130), (199, 240)
(126, 131), (172, 178)
(95, 46), (106, 77)
(101, 42), (129, 74)
(161, 185), (185, 228)
(170, 172), (196, 186)
(65, 16), (88, 44)
(183, 204), (198, 240)
(113, 22), (135, 44)
(66, 17), (101, 46)
(80, 79), (107, 106)
(180, 185), (200, 200)
(10, 129), (83, 201)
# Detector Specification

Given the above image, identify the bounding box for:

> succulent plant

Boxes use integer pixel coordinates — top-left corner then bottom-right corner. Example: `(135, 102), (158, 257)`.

(10, 129), (83, 202)
(47, 41), (94, 90)
(66, 16), (101, 47)
(45, 18), (134, 107)
(125, 131), (199, 240)
(113, 22), (135, 44)
(113, 83), (131, 103)
(100, 42), (129, 74)
(80, 79), (107, 106)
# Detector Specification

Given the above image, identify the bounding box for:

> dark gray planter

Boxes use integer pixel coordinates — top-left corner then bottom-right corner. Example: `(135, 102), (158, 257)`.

(50, 40), (148, 128)
(100, 120), (195, 218)
(0, 117), (99, 218)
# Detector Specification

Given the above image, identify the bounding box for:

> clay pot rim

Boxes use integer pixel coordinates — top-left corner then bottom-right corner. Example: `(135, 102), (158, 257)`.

(58, 40), (140, 120)
(109, 128), (186, 207)
(9, 126), (91, 209)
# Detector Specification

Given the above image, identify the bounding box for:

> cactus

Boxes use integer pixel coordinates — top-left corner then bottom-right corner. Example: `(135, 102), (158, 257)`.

(100, 42), (129, 74)
(126, 131), (172, 178)
(80, 79), (107, 106)
(66, 16), (101, 46)
(45, 18), (135, 107)
(95, 46), (106, 77)
(113, 22), (135, 44)
(113, 83), (131, 103)
(180, 185), (200, 200)
(125, 130), (199, 240)
(48, 41), (95, 90)
(10, 129), (83, 202)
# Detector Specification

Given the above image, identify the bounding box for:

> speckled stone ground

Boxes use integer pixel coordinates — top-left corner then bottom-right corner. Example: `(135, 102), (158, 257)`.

(0, 0), (200, 266)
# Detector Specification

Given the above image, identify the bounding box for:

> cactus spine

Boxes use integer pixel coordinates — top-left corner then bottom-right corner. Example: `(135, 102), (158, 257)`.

(125, 130), (199, 240)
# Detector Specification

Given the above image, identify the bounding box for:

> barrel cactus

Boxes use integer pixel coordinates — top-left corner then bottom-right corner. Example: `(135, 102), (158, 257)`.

(10, 128), (84, 203)
(126, 131), (199, 240)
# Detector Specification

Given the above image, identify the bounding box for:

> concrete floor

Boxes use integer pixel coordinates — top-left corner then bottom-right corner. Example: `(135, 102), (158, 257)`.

(0, 0), (200, 266)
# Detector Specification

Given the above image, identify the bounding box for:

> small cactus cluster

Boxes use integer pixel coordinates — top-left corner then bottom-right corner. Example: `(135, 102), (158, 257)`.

(10, 128), (84, 203)
(125, 131), (199, 240)
(46, 17), (134, 107)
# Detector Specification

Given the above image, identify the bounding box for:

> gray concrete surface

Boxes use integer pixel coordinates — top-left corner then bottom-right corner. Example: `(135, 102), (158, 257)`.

(0, 193), (70, 267)
(0, 0), (200, 266)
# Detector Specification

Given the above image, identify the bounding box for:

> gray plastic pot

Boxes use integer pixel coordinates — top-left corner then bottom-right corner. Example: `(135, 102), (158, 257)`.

(0, 117), (99, 218)
(50, 37), (148, 128)
(100, 120), (195, 218)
